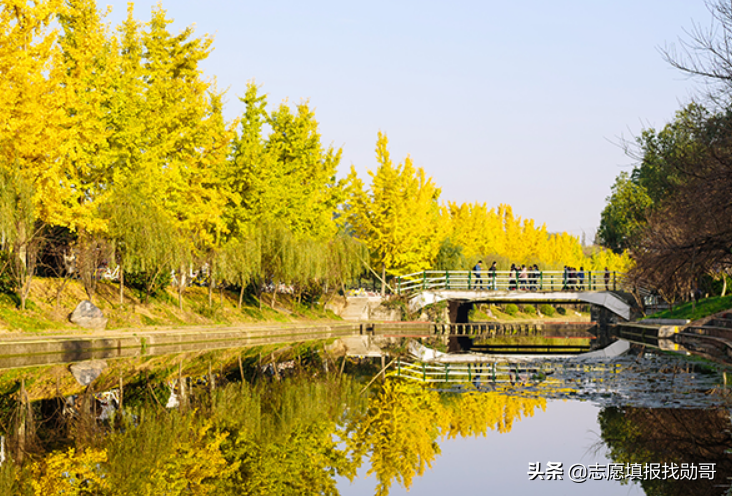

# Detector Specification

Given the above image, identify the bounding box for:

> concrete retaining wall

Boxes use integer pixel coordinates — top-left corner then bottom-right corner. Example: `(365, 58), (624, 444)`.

(0, 323), (363, 369)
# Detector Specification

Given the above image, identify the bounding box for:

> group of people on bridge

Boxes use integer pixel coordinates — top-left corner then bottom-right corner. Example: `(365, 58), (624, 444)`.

(471, 261), (613, 291)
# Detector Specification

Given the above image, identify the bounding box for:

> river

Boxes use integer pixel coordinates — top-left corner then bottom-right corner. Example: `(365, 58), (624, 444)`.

(0, 338), (728, 495)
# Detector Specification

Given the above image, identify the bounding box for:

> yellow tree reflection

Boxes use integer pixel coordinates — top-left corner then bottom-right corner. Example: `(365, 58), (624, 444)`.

(350, 380), (547, 495)
(444, 389), (546, 438)
(348, 381), (445, 496)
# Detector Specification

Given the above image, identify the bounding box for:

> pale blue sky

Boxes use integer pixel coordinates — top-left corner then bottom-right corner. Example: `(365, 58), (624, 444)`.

(102, 0), (711, 239)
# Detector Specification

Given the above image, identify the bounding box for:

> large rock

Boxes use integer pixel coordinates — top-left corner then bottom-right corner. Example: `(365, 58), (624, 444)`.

(69, 300), (108, 330)
(69, 359), (107, 386)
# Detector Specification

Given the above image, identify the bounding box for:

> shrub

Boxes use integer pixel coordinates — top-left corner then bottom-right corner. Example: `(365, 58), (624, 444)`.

(523, 305), (536, 315)
(539, 304), (555, 317)
(504, 303), (519, 316)
(556, 306), (567, 316)
(125, 269), (172, 300)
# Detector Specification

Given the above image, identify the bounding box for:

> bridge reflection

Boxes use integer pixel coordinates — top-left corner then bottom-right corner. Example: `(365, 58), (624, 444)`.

(392, 353), (726, 409)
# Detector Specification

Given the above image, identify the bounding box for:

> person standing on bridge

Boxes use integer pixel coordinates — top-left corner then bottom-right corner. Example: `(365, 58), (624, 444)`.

(578, 267), (585, 290)
(488, 261), (497, 290)
(604, 267), (610, 290)
(530, 264), (539, 291)
(519, 265), (528, 290)
(472, 260), (483, 289)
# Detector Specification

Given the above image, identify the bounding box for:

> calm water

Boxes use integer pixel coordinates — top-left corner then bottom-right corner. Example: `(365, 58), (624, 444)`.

(338, 400), (645, 496)
(336, 350), (732, 496)
(0, 343), (729, 495)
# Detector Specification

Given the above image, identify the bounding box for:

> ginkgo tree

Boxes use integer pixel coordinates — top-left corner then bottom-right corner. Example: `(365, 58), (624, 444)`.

(346, 132), (447, 289)
(102, 4), (237, 307)
(56, 0), (116, 234)
(0, 0), (66, 225)
(230, 83), (343, 239)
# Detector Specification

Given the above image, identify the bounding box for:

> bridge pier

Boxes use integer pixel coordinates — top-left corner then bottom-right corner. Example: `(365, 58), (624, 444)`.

(449, 301), (472, 324)
(591, 304), (624, 347)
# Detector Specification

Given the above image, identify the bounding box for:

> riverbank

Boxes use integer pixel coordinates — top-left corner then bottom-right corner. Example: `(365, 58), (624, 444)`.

(643, 294), (732, 322)
(0, 277), (342, 334)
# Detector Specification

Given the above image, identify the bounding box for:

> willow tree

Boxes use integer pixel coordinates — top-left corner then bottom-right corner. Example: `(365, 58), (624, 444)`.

(218, 229), (262, 309)
(102, 4), (234, 307)
(229, 84), (347, 306)
(257, 222), (296, 309)
(289, 237), (326, 304)
(323, 234), (368, 300)
(146, 8), (237, 308)
(0, 168), (42, 310)
(104, 178), (180, 304)
(54, 0), (122, 300)
(346, 132), (447, 293)
(175, 92), (238, 307)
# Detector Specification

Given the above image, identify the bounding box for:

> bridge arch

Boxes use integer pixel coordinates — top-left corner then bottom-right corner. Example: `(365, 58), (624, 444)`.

(410, 290), (633, 321)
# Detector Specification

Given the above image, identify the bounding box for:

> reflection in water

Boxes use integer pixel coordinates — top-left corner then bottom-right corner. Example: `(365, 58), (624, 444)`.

(0, 347), (729, 495)
(346, 381), (545, 495)
(431, 353), (728, 409)
(1, 374), (365, 495)
(600, 407), (732, 496)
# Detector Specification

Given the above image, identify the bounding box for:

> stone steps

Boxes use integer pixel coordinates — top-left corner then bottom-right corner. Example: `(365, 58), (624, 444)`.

(708, 317), (732, 329)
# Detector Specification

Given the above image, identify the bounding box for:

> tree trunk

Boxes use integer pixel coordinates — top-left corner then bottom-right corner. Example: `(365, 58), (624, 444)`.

(55, 273), (71, 310)
(17, 223), (27, 272)
(119, 263), (124, 305)
(254, 277), (262, 310)
(118, 374), (124, 413)
(178, 264), (186, 311)
(723, 275), (728, 297)
(178, 361), (186, 411)
(270, 285), (278, 309)
(78, 229), (97, 302)
(208, 262), (214, 308)
(19, 244), (35, 310)
(339, 280), (348, 308)
(380, 265), (386, 297)
(145, 268), (162, 304)
(238, 279), (245, 310)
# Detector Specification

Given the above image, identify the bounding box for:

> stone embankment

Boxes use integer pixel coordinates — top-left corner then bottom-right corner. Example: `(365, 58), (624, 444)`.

(0, 320), (600, 369)
(613, 311), (732, 365)
(0, 323), (364, 369)
(676, 311), (732, 363)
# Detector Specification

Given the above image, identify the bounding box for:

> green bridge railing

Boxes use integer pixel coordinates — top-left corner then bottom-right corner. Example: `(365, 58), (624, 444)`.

(390, 358), (623, 384)
(395, 270), (626, 295)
